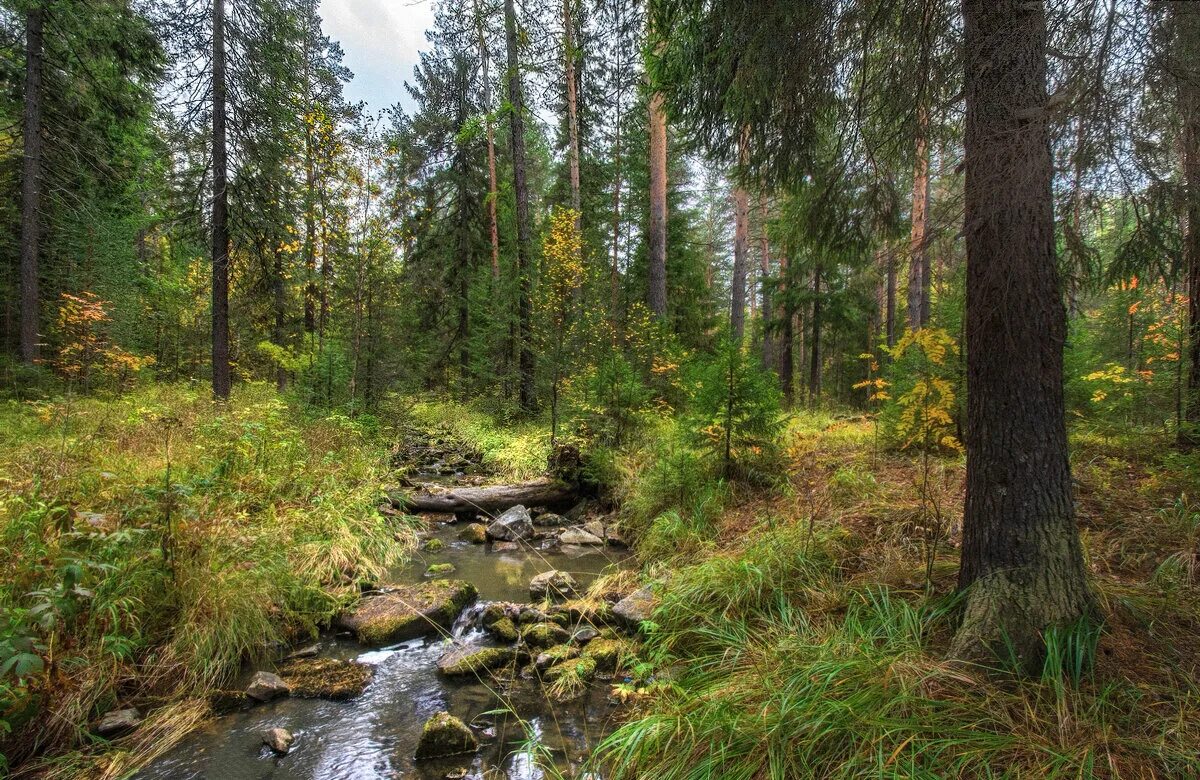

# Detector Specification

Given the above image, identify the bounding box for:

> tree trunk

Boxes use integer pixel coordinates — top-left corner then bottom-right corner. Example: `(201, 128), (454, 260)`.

(504, 0), (535, 412)
(476, 0), (501, 283)
(759, 196), (772, 366)
(953, 0), (1095, 669)
(809, 265), (821, 403)
(303, 2), (317, 334)
(564, 0), (581, 221)
(1178, 4), (1200, 447)
(394, 477), (578, 515)
(19, 5), (43, 365)
(885, 243), (897, 348)
(211, 0), (231, 400)
(731, 183), (749, 340)
(908, 104), (930, 331)
(273, 241), (287, 392)
(778, 252), (794, 405)
(647, 87), (668, 319)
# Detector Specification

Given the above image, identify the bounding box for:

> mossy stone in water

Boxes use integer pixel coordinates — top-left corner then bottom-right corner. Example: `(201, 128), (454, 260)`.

(423, 538), (445, 552)
(522, 622), (571, 649)
(485, 616), (519, 642)
(436, 645), (517, 676)
(543, 656), (597, 683)
(336, 580), (478, 646)
(414, 711), (478, 760)
(425, 563), (456, 576)
(459, 523), (488, 544)
(580, 637), (627, 673)
(534, 643), (579, 672)
(279, 658), (374, 700)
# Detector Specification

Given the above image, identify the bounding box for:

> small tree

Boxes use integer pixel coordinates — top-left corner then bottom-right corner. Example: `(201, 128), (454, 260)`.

(540, 207), (584, 450)
(53, 292), (154, 391)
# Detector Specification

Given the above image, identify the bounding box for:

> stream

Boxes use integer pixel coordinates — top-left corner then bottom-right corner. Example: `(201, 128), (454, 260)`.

(136, 437), (633, 780)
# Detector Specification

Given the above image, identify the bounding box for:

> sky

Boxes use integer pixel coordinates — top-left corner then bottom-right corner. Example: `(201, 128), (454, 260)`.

(318, 0), (434, 114)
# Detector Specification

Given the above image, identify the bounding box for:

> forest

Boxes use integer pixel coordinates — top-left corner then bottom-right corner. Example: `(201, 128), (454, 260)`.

(1, 0), (1199, 777)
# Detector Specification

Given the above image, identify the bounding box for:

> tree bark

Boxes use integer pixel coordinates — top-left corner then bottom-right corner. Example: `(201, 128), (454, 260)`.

(19, 5), (43, 365)
(885, 243), (897, 348)
(564, 0), (581, 222)
(759, 196), (772, 366)
(778, 252), (794, 405)
(394, 478), (577, 514)
(504, 0), (535, 412)
(907, 104), (930, 331)
(273, 241), (287, 392)
(731, 183), (749, 340)
(211, 0), (231, 400)
(1177, 4), (1200, 447)
(808, 265), (821, 403)
(476, 0), (501, 284)
(302, 1), (317, 334)
(647, 43), (668, 320)
(953, 0), (1094, 669)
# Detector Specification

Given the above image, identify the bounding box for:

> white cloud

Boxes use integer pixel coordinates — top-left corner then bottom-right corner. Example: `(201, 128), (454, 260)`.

(318, 0), (434, 113)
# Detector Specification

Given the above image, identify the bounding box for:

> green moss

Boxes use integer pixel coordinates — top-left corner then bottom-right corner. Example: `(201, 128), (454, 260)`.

(581, 638), (628, 672)
(425, 563), (455, 576)
(423, 538), (445, 552)
(414, 711), (478, 759)
(522, 622), (571, 649)
(280, 658), (374, 700)
(486, 616), (519, 642)
(437, 645), (518, 676)
(340, 580), (478, 646)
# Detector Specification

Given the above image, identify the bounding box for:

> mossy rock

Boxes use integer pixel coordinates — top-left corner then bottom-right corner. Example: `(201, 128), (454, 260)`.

(484, 616), (519, 643)
(279, 658), (375, 700)
(543, 656), (597, 683)
(415, 711), (478, 760)
(425, 563), (456, 576)
(534, 643), (579, 672)
(550, 599), (615, 626)
(423, 538), (446, 552)
(580, 638), (627, 673)
(437, 645), (518, 676)
(459, 523), (488, 544)
(521, 622), (571, 649)
(336, 580), (478, 646)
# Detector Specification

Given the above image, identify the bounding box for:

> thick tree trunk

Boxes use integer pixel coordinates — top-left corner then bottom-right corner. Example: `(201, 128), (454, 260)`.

(394, 478), (577, 515)
(647, 87), (668, 320)
(564, 0), (581, 221)
(504, 0), (535, 412)
(19, 6), (43, 365)
(476, 0), (501, 284)
(731, 184), (749, 340)
(809, 265), (821, 403)
(211, 0), (231, 400)
(907, 105), (930, 331)
(953, 0), (1094, 669)
(303, 4), (317, 334)
(1178, 4), (1200, 447)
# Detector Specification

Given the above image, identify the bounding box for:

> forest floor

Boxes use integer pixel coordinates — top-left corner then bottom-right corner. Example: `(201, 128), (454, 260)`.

(2, 386), (1199, 778)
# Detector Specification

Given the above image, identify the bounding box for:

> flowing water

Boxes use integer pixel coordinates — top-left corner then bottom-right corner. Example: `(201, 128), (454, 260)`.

(137, 512), (632, 780)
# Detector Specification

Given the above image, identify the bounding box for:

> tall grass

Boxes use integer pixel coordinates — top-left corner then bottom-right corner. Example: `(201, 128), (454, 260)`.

(0, 382), (417, 775)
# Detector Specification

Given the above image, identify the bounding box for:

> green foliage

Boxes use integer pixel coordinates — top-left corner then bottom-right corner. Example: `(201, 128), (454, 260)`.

(567, 352), (654, 447)
(878, 328), (963, 453)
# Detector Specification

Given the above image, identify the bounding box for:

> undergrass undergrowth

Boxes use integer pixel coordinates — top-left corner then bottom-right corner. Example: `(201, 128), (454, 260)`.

(399, 395), (551, 480)
(0, 382), (417, 776)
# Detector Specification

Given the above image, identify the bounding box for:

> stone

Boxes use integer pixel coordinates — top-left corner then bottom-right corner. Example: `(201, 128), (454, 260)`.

(605, 525), (628, 547)
(459, 523), (488, 544)
(486, 505), (534, 542)
(415, 712), (479, 760)
(532, 512), (571, 528)
(534, 644), (579, 672)
(94, 707), (141, 738)
(492, 541), (521, 552)
(262, 727), (294, 754)
(559, 527), (604, 546)
(78, 511), (113, 532)
(571, 627), (599, 644)
(613, 587), (657, 629)
(581, 637), (626, 672)
(521, 622), (571, 649)
(517, 606), (545, 624)
(484, 616), (519, 643)
(246, 671), (290, 702)
(436, 645), (518, 676)
(529, 570), (578, 600)
(425, 563), (456, 576)
(543, 656), (597, 683)
(285, 643), (321, 660)
(423, 538), (446, 552)
(279, 658), (374, 700)
(335, 580), (478, 646)
(583, 520), (606, 539)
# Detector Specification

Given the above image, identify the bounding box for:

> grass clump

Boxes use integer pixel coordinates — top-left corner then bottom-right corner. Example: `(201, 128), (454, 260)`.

(0, 382), (417, 775)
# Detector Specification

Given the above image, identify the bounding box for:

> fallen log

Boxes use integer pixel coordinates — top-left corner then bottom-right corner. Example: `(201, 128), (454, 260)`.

(392, 477), (577, 515)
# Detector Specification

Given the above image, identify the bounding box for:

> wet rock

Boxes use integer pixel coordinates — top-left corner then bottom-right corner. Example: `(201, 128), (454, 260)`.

(486, 505), (534, 542)
(581, 637), (627, 672)
(535, 644), (579, 672)
(529, 570), (578, 600)
(246, 671), (290, 702)
(517, 606), (546, 624)
(423, 538), (446, 552)
(279, 658), (374, 700)
(613, 587), (657, 629)
(459, 523), (488, 544)
(415, 711), (479, 760)
(492, 541), (521, 552)
(425, 563), (456, 576)
(484, 616), (519, 642)
(94, 707), (141, 738)
(285, 643), (321, 660)
(262, 727), (294, 755)
(571, 627), (599, 644)
(605, 525), (628, 547)
(543, 656), (597, 683)
(583, 520), (606, 539)
(559, 527), (604, 546)
(437, 645), (518, 676)
(336, 580), (478, 645)
(522, 622), (571, 649)
(533, 512), (571, 528)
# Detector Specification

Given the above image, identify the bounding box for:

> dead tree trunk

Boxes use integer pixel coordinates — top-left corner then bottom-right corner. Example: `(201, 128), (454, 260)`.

(953, 0), (1095, 669)
(395, 478), (578, 515)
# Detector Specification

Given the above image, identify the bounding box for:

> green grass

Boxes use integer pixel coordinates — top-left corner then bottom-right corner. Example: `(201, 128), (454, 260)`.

(0, 382), (418, 776)
(399, 395), (550, 480)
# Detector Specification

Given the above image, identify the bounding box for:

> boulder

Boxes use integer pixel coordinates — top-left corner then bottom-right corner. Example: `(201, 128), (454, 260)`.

(484, 616), (519, 642)
(492, 541), (521, 552)
(486, 505), (534, 542)
(94, 707), (141, 738)
(533, 512), (571, 528)
(581, 637), (627, 672)
(436, 645), (518, 676)
(336, 580), (478, 646)
(423, 538), (446, 552)
(279, 658), (374, 700)
(521, 622), (571, 649)
(613, 587), (657, 629)
(246, 671), (290, 702)
(262, 727), (294, 755)
(425, 563), (456, 576)
(459, 523), (488, 544)
(543, 656), (597, 683)
(529, 570), (578, 600)
(559, 527), (604, 546)
(571, 627), (599, 645)
(583, 520), (606, 539)
(534, 644), (579, 672)
(415, 711), (479, 760)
